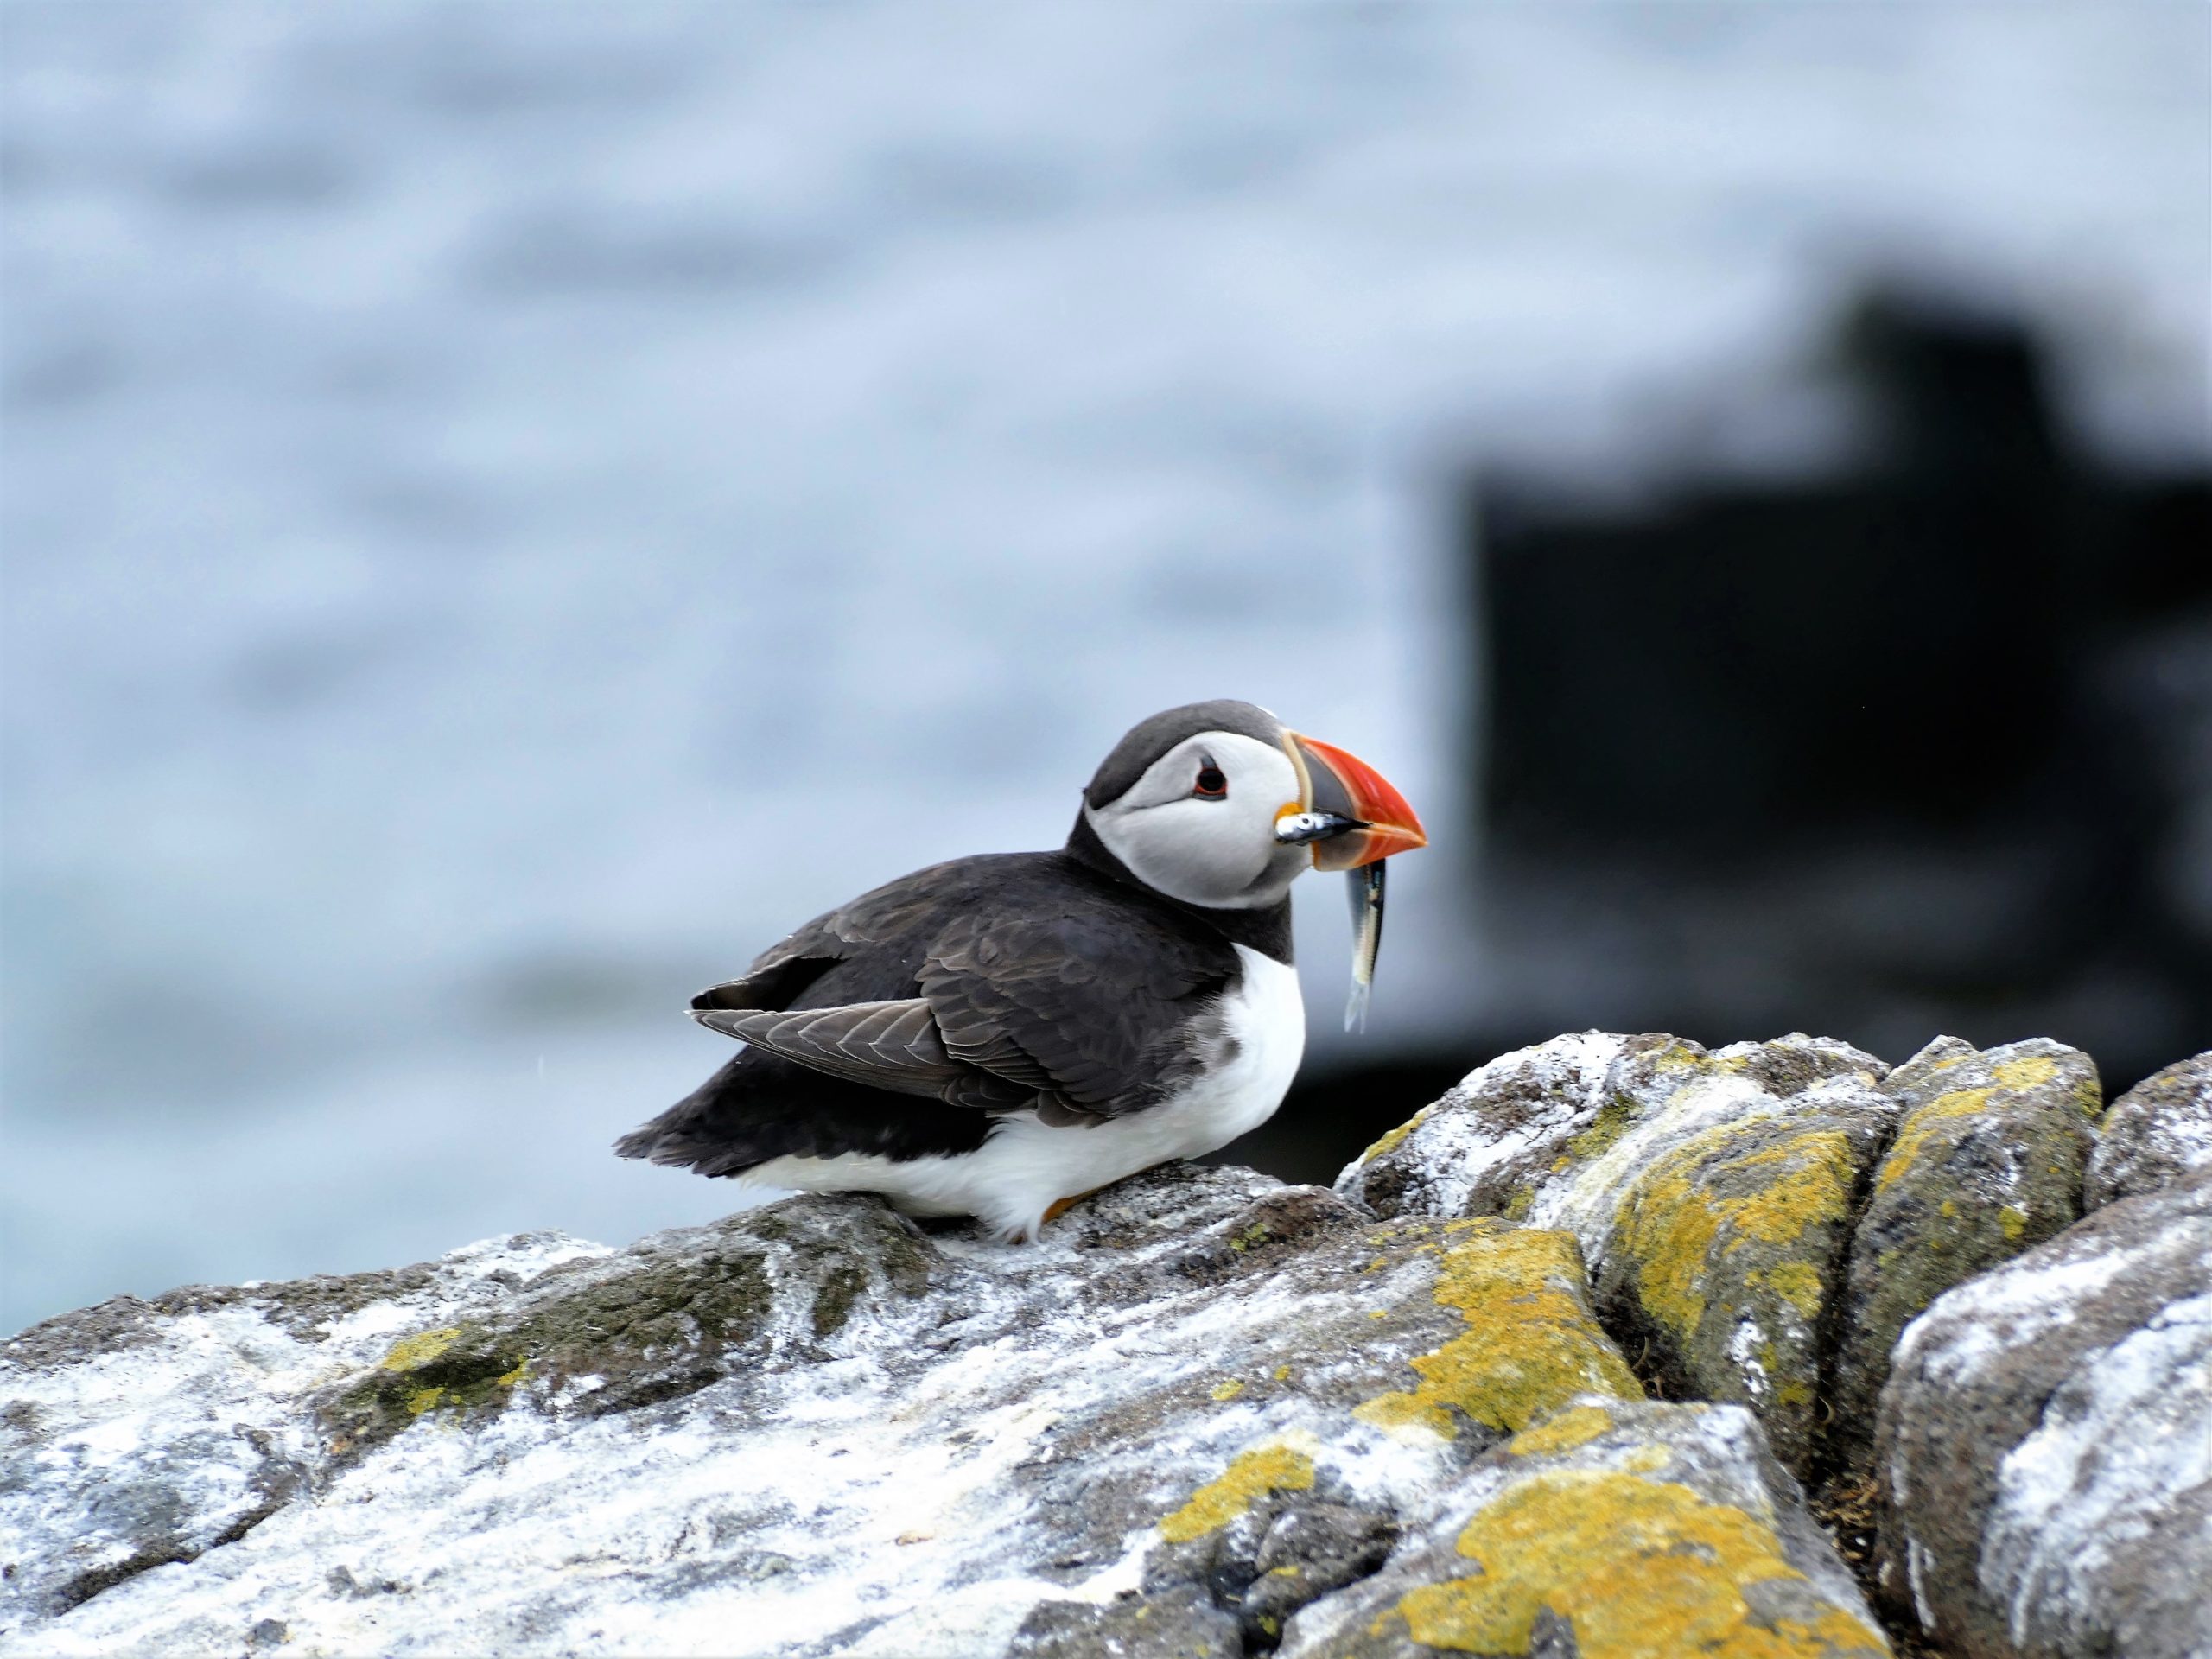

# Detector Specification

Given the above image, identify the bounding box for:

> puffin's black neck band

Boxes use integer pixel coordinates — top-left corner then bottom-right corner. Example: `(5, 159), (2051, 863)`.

(1063, 812), (1296, 964)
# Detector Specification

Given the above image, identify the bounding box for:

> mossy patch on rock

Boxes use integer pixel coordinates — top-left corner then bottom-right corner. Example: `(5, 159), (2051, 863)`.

(1352, 1221), (1641, 1440)
(321, 1319), (537, 1453)
(1831, 1036), (2101, 1466)
(1160, 1442), (1319, 1543)
(1506, 1402), (1617, 1458)
(1390, 1469), (1887, 1657)
(1600, 1109), (1881, 1476)
(1565, 1091), (1641, 1163)
(1279, 1399), (1890, 1658)
(1357, 1108), (1433, 1168)
(315, 1196), (938, 1455)
(1335, 1033), (1895, 1479)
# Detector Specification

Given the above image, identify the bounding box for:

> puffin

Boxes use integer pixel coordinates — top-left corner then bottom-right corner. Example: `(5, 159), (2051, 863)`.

(614, 700), (1426, 1240)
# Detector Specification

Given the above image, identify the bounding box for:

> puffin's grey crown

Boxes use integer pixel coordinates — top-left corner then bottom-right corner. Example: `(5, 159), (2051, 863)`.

(1083, 700), (1283, 809)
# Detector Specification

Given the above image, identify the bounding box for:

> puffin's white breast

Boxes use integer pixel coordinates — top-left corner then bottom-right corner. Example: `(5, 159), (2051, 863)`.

(741, 944), (1306, 1240)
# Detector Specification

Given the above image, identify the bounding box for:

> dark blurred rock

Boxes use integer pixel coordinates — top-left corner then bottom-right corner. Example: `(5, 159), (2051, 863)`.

(1465, 288), (2212, 1096)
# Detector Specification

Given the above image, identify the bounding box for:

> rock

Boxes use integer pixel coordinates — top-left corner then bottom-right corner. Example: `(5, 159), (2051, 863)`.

(2084, 1048), (2212, 1207)
(1874, 1170), (2212, 1659)
(0, 1228), (608, 1628)
(14, 1029), (2202, 1658)
(1276, 1398), (1890, 1658)
(1, 1163), (1645, 1657)
(1830, 1036), (2102, 1464)
(1336, 1032), (1894, 1474)
(1007, 1205), (1644, 1658)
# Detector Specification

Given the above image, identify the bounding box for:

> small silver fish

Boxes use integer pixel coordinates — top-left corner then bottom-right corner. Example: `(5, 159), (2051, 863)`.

(1274, 809), (1362, 847)
(1344, 860), (1386, 1033)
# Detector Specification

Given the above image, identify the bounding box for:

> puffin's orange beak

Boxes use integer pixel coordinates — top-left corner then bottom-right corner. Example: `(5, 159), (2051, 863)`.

(1283, 732), (1427, 872)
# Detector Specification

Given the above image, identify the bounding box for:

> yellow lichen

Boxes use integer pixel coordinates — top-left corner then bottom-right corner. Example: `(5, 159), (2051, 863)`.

(1999, 1205), (2028, 1241)
(404, 1386), (446, 1415)
(1358, 1108), (1433, 1166)
(1353, 1225), (1640, 1440)
(1751, 1263), (1825, 1320)
(1503, 1188), (1535, 1222)
(1508, 1404), (1615, 1458)
(1272, 1365), (1291, 1382)
(1387, 1469), (1886, 1656)
(1616, 1129), (1853, 1341)
(1877, 1087), (1993, 1192)
(1211, 1378), (1245, 1402)
(380, 1327), (462, 1370)
(1567, 1093), (1643, 1163)
(1621, 1444), (1672, 1473)
(1159, 1443), (1315, 1543)
(1718, 1135), (1854, 1248)
(1992, 1055), (2058, 1090)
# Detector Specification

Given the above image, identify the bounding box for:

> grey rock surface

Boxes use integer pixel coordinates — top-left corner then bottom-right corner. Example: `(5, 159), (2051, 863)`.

(1875, 1169), (2212, 1659)
(2084, 1048), (2212, 1208)
(1829, 1035), (2102, 1465)
(1, 1163), (1646, 1657)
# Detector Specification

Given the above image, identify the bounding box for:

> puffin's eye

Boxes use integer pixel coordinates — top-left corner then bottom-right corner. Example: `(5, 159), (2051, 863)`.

(1194, 764), (1228, 798)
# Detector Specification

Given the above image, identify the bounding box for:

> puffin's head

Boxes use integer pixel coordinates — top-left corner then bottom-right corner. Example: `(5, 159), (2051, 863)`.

(1078, 699), (1426, 910)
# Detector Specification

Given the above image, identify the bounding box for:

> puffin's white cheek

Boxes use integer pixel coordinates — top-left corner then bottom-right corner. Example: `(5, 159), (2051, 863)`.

(1166, 802), (1266, 891)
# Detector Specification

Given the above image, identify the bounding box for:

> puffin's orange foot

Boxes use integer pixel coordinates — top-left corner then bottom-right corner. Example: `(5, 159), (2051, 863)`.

(1042, 1187), (1106, 1225)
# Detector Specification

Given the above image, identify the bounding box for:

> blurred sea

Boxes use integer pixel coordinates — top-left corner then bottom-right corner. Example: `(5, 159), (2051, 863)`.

(4, 3), (2207, 1333)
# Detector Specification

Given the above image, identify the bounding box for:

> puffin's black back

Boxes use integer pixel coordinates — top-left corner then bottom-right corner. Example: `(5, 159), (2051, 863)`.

(615, 845), (1279, 1175)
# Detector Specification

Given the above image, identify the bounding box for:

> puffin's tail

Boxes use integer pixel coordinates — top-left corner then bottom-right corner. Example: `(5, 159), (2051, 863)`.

(613, 1055), (765, 1177)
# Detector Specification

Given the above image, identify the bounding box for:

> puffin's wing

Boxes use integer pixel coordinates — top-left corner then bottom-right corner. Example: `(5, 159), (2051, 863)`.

(918, 904), (1235, 1116)
(690, 930), (849, 1019)
(687, 852), (1005, 1017)
(691, 999), (964, 1099)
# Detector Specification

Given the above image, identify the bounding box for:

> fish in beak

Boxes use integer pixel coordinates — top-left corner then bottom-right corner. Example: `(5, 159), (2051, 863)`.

(1274, 733), (1428, 1032)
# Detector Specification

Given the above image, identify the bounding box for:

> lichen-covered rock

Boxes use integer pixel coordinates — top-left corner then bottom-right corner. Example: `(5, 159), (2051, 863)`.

(1874, 1171), (2212, 1659)
(1336, 1033), (1894, 1473)
(1008, 1210), (1644, 1657)
(1277, 1398), (1890, 1658)
(1830, 1036), (2102, 1464)
(18, 1029), (2202, 1658)
(1, 1163), (1644, 1658)
(0, 1230), (608, 1627)
(2084, 1048), (2212, 1208)
(313, 1193), (933, 1456)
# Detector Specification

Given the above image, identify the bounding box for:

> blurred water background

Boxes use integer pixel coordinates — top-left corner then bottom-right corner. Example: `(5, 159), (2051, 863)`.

(4, 2), (2208, 1334)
